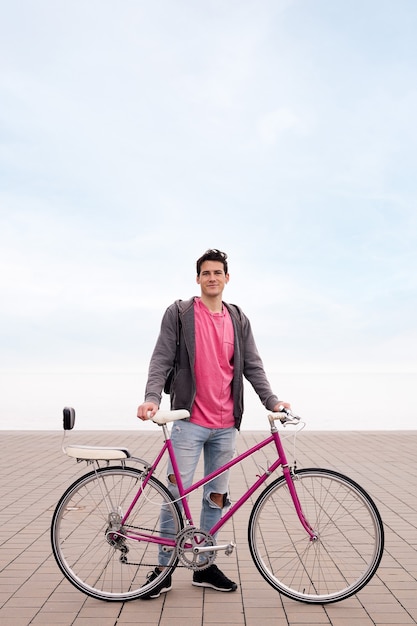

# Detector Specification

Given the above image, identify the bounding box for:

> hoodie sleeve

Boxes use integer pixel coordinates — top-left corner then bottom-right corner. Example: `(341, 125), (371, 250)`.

(241, 312), (280, 410)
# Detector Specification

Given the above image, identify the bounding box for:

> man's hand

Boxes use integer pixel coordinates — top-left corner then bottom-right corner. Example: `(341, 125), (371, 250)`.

(137, 402), (159, 421)
(272, 401), (291, 412)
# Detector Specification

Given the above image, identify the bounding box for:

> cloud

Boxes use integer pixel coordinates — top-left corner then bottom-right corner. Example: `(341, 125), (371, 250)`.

(0, 0), (416, 381)
(257, 108), (308, 144)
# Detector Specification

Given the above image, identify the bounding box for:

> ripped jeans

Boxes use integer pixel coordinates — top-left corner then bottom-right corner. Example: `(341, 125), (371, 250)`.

(158, 420), (237, 566)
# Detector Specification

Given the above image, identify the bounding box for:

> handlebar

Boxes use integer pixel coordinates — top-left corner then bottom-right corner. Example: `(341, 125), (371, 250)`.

(268, 408), (301, 426)
(148, 408), (301, 427)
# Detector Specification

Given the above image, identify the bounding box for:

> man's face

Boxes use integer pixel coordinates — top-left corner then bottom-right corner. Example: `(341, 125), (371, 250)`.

(196, 260), (229, 298)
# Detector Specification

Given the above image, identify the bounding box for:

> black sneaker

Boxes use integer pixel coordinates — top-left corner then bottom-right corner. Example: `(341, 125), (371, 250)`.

(141, 567), (172, 599)
(192, 564), (237, 592)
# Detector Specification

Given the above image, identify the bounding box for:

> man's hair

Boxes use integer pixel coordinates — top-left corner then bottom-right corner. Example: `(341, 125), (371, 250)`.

(196, 249), (228, 276)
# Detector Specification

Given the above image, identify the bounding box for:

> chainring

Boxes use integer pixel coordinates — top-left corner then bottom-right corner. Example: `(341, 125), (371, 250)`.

(176, 526), (216, 570)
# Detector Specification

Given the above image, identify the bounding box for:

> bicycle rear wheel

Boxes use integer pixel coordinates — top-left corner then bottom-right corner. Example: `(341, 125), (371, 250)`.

(248, 468), (384, 604)
(51, 466), (183, 601)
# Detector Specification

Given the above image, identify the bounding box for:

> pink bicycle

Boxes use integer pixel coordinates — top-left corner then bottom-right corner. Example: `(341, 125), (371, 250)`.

(51, 408), (384, 604)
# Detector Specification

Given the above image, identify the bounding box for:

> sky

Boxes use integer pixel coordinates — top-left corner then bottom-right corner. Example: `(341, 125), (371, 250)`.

(1, 1), (416, 429)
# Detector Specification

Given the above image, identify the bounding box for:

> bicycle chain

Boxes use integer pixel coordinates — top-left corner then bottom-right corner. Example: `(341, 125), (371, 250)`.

(119, 525), (216, 570)
(176, 527), (216, 570)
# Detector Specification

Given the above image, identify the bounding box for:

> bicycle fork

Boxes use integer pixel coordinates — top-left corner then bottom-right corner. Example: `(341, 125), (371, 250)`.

(270, 427), (317, 541)
(282, 465), (318, 540)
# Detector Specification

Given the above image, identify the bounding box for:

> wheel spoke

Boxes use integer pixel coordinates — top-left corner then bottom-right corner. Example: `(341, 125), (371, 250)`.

(51, 467), (183, 601)
(248, 468), (384, 604)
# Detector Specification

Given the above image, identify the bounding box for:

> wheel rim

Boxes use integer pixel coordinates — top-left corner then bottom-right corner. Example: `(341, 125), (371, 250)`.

(51, 467), (182, 600)
(249, 469), (384, 603)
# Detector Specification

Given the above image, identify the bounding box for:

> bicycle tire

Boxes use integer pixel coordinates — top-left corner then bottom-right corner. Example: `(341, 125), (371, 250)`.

(51, 466), (183, 601)
(248, 467), (384, 604)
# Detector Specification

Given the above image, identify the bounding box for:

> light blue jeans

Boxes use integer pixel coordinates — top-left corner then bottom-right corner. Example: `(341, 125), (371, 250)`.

(158, 420), (237, 566)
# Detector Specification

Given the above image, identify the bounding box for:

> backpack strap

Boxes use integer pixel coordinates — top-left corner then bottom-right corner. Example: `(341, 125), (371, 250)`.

(163, 299), (182, 394)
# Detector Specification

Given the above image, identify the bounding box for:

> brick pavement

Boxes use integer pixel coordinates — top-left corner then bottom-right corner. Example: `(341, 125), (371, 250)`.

(1, 427), (416, 626)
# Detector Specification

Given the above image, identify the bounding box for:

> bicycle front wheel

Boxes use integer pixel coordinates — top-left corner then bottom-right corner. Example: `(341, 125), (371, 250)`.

(248, 468), (384, 604)
(51, 466), (183, 601)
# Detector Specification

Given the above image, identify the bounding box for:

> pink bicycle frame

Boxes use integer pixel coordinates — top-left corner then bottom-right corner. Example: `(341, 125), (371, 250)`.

(121, 427), (316, 547)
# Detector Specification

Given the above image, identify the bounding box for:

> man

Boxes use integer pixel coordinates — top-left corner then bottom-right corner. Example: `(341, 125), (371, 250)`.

(137, 248), (290, 598)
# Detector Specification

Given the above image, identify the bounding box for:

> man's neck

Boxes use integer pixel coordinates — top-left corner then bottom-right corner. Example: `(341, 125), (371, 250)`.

(199, 295), (223, 313)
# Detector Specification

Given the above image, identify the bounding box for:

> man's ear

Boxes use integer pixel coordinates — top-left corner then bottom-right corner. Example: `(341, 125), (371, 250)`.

(196, 274), (201, 285)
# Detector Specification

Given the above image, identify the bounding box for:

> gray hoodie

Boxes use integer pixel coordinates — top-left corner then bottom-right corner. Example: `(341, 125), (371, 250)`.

(144, 297), (280, 430)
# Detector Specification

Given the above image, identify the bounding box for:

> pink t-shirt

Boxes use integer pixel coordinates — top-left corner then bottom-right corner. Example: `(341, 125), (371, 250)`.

(191, 298), (235, 429)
